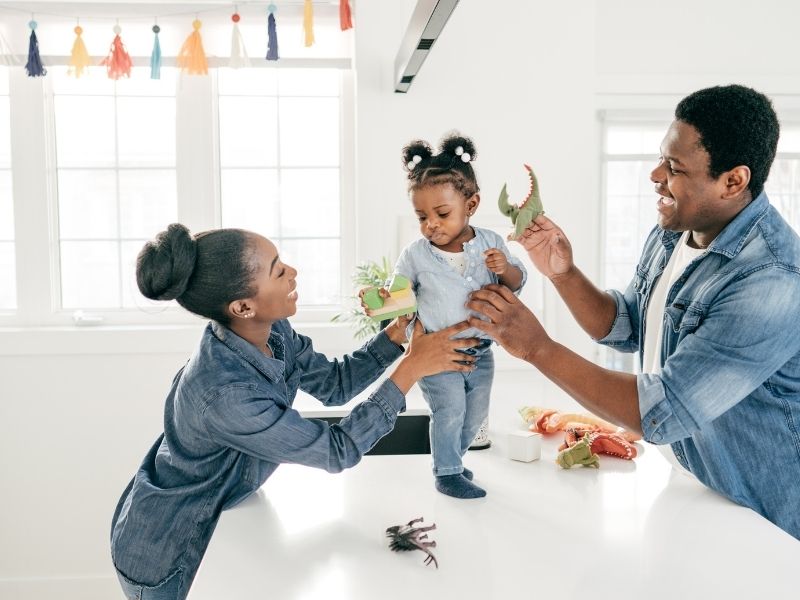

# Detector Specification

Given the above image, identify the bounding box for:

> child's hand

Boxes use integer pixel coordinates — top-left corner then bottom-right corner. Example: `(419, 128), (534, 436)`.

(357, 286), (390, 315)
(484, 248), (508, 275)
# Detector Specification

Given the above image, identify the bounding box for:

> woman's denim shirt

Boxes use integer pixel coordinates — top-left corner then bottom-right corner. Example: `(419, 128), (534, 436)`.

(599, 192), (800, 539)
(111, 320), (405, 588)
(395, 226), (527, 340)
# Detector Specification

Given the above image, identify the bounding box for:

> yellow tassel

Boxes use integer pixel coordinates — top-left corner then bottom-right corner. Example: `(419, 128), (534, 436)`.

(68, 25), (90, 78)
(303, 0), (315, 47)
(177, 19), (208, 75)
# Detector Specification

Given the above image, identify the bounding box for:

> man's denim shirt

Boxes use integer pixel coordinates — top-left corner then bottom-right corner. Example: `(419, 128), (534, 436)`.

(598, 192), (800, 539)
(111, 320), (404, 587)
(395, 226), (527, 340)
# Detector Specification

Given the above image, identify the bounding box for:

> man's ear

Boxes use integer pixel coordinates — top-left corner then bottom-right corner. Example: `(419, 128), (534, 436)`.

(722, 166), (751, 199)
(228, 299), (255, 320)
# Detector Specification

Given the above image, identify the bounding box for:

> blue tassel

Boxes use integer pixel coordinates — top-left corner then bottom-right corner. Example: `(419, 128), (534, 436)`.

(266, 11), (279, 61)
(150, 24), (162, 80)
(25, 21), (46, 77)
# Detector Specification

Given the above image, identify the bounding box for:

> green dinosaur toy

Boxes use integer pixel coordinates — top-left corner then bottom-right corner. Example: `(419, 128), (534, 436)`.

(498, 164), (544, 239)
(556, 437), (600, 469)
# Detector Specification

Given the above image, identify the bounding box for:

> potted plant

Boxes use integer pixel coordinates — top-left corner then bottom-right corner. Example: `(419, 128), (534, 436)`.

(332, 256), (394, 340)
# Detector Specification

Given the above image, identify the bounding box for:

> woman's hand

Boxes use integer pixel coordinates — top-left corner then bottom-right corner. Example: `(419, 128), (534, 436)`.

(517, 215), (574, 280)
(466, 284), (550, 363)
(389, 320), (479, 393)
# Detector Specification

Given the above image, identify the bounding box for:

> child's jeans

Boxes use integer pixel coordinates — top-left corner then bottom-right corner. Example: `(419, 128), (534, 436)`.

(417, 341), (494, 476)
(115, 567), (186, 600)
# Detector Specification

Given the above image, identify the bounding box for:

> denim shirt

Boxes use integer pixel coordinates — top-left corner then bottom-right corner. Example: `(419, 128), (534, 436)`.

(598, 192), (800, 538)
(111, 320), (405, 588)
(395, 226), (527, 340)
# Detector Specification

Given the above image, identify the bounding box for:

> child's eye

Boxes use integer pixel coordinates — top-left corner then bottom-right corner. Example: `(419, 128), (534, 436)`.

(418, 216), (426, 222)
(438, 213), (450, 219)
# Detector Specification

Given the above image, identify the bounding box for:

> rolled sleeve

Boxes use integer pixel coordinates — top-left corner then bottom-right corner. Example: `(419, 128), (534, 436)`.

(637, 373), (695, 444)
(366, 330), (405, 368)
(595, 287), (637, 351)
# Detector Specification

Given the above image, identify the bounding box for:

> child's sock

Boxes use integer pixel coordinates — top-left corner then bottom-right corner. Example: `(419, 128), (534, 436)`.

(461, 467), (473, 481)
(435, 474), (486, 499)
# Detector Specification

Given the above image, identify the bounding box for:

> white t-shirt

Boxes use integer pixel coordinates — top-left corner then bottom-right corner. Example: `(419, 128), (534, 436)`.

(642, 231), (705, 374)
(430, 246), (467, 275)
(641, 230), (705, 474)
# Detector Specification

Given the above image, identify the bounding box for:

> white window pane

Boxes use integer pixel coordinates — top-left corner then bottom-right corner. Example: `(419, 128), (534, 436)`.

(777, 127), (800, 154)
(607, 161), (654, 196)
(279, 98), (339, 166)
(119, 170), (178, 239)
(280, 239), (339, 305)
(115, 67), (178, 96)
(278, 69), (339, 96)
(60, 241), (120, 308)
(117, 98), (176, 167)
(51, 65), (115, 95)
(55, 96), (116, 167)
(0, 67), (8, 95)
(0, 171), (13, 239)
(606, 124), (666, 155)
(120, 240), (175, 309)
(0, 241), (15, 309)
(220, 169), (280, 237)
(219, 69), (277, 96)
(605, 263), (635, 293)
(280, 168), (339, 237)
(58, 170), (117, 239)
(219, 97), (278, 167)
(0, 97), (10, 167)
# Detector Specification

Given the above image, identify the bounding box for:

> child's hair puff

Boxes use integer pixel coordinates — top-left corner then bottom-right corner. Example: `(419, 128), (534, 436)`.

(402, 131), (479, 199)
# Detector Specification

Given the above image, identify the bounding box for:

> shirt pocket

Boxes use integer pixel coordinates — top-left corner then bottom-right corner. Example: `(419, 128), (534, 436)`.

(663, 301), (704, 334)
(633, 265), (652, 297)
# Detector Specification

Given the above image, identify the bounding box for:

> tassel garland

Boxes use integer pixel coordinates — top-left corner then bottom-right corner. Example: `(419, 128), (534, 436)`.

(340, 0), (353, 31)
(68, 25), (90, 78)
(150, 24), (162, 79)
(101, 25), (132, 80)
(303, 0), (314, 47)
(266, 5), (279, 61)
(177, 19), (208, 75)
(25, 20), (46, 77)
(229, 12), (251, 68)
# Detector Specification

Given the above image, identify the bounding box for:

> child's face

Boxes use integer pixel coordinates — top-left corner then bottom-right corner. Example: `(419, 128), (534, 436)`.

(412, 183), (479, 251)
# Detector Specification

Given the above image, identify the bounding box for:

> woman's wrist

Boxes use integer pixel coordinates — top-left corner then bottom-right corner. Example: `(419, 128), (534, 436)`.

(389, 359), (417, 395)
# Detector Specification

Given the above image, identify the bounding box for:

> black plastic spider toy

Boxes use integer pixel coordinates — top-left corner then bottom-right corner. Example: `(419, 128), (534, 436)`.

(385, 517), (438, 568)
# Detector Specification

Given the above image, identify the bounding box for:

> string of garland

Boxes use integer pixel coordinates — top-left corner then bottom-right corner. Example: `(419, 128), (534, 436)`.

(0, 2), (354, 79)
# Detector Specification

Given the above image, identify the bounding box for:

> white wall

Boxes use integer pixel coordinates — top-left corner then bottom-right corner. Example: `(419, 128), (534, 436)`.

(4, 1), (800, 598)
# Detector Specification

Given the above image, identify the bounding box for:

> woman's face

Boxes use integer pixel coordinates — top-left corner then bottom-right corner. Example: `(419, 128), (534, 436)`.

(246, 235), (299, 322)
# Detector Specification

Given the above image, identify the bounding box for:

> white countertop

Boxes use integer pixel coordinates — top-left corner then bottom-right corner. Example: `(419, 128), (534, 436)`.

(189, 389), (800, 599)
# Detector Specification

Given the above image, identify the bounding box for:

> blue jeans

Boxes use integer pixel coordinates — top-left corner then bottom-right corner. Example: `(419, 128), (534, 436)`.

(418, 343), (494, 476)
(116, 567), (187, 600)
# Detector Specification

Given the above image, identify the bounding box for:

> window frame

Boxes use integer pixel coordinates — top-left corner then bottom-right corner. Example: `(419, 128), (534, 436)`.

(1, 59), (354, 328)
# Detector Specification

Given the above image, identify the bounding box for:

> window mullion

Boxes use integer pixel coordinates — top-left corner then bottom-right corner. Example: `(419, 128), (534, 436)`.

(8, 70), (57, 325)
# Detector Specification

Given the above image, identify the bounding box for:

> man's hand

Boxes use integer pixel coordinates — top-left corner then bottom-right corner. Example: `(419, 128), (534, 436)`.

(466, 284), (550, 363)
(484, 248), (509, 275)
(517, 215), (574, 280)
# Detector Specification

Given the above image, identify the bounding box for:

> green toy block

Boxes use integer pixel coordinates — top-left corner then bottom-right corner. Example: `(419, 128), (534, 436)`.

(388, 274), (410, 293)
(362, 287), (385, 310)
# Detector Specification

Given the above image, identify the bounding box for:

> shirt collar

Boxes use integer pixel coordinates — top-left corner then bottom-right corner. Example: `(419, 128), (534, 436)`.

(659, 191), (769, 258)
(209, 320), (286, 381)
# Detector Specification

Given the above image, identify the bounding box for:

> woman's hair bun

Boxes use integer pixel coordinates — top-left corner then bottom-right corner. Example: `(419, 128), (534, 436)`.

(402, 140), (434, 172)
(136, 223), (198, 301)
(439, 132), (477, 162)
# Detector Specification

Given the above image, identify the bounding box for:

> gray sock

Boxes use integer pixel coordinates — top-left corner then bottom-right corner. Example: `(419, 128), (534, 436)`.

(435, 474), (486, 499)
(462, 467), (473, 481)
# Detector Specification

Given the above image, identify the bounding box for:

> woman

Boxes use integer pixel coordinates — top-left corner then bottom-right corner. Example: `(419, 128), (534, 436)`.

(111, 224), (478, 599)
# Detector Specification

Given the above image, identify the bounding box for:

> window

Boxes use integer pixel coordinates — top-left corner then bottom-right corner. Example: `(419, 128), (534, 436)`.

(0, 67), (13, 310)
(52, 66), (178, 310)
(218, 68), (342, 306)
(601, 114), (800, 370)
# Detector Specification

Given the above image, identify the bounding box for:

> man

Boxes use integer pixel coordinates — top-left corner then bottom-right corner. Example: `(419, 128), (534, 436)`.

(468, 85), (800, 540)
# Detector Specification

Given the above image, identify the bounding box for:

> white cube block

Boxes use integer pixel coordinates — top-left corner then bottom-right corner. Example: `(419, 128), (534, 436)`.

(507, 431), (542, 462)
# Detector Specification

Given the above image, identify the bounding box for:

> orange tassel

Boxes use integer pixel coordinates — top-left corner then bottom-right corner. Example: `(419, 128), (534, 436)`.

(177, 19), (209, 75)
(303, 0), (315, 47)
(100, 25), (132, 80)
(340, 0), (353, 31)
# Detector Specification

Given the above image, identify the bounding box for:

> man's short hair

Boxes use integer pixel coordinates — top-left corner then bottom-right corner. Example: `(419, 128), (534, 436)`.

(675, 85), (779, 198)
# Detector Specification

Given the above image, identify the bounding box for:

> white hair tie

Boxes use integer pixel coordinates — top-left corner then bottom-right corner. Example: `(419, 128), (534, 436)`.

(407, 154), (423, 170)
(454, 146), (471, 163)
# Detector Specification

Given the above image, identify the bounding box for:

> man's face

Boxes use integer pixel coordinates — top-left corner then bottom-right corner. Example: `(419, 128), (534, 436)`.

(650, 120), (731, 234)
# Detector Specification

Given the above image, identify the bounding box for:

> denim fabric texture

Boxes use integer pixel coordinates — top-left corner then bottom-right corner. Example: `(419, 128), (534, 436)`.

(418, 342), (494, 475)
(110, 320), (405, 598)
(598, 192), (800, 538)
(395, 226), (527, 340)
(395, 227), (526, 478)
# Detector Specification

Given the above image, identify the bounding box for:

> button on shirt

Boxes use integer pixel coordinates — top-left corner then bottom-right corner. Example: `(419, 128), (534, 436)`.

(598, 192), (800, 539)
(395, 226), (527, 340)
(111, 320), (405, 589)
